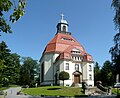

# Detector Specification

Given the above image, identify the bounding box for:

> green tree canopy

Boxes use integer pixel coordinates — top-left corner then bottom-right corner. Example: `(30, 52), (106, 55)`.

(0, 59), (6, 87)
(59, 71), (69, 86)
(94, 62), (101, 85)
(0, 0), (27, 35)
(19, 57), (39, 87)
(101, 60), (114, 86)
(0, 41), (21, 86)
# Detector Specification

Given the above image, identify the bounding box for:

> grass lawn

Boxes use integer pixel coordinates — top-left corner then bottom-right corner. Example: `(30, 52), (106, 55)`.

(112, 88), (120, 95)
(0, 87), (9, 91)
(22, 86), (86, 97)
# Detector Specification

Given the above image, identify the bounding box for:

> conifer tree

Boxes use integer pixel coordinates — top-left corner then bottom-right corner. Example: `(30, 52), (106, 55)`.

(110, 0), (120, 82)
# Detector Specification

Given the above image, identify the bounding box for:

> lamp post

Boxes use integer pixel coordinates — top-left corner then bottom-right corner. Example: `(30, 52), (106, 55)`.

(116, 74), (119, 95)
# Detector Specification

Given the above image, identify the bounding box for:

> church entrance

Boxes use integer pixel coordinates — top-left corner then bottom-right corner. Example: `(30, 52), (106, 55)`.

(74, 75), (80, 83)
(73, 71), (82, 83)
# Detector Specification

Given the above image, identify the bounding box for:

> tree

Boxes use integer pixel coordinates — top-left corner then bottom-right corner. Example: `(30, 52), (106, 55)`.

(101, 60), (114, 86)
(0, 0), (27, 35)
(19, 57), (39, 87)
(110, 33), (120, 82)
(94, 62), (101, 86)
(59, 71), (69, 86)
(0, 41), (11, 86)
(0, 59), (6, 87)
(0, 41), (21, 86)
(110, 0), (120, 82)
(0, 41), (39, 87)
(111, 0), (120, 29)
(6, 53), (21, 84)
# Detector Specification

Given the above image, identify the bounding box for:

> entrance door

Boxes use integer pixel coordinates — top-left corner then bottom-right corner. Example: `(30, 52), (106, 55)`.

(74, 75), (80, 83)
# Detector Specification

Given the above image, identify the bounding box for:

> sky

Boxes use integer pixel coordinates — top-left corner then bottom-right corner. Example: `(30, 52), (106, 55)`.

(0, 0), (116, 67)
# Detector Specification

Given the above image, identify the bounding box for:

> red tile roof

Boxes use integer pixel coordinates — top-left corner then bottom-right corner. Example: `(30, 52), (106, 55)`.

(44, 33), (85, 53)
(43, 33), (93, 62)
(83, 53), (94, 62)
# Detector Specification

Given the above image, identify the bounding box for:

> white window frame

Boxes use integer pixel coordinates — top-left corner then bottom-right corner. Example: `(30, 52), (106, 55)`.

(89, 65), (92, 71)
(75, 64), (79, 71)
(89, 74), (92, 80)
(65, 63), (69, 70)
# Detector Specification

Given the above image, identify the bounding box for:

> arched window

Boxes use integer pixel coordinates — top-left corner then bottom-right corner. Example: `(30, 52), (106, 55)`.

(63, 26), (66, 31)
(75, 64), (79, 71)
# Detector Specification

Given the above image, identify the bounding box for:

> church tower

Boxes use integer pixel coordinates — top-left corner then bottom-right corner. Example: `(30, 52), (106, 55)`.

(40, 14), (94, 87)
(56, 14), (71, 35)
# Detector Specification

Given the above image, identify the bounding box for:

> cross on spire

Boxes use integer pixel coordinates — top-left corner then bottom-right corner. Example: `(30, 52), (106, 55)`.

(61, 13), (64, 20)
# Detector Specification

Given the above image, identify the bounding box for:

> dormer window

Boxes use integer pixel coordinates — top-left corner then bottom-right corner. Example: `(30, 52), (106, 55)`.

(71, 48), (81, 54)
(71, 51), (80, 54)
(61, 37), (74, 42)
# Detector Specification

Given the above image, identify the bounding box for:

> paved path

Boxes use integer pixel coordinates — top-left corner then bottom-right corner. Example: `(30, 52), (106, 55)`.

(3, 87), (34, 98)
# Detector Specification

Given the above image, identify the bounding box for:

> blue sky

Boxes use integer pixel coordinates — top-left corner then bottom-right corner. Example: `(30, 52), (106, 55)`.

(0, 0), (116, 66)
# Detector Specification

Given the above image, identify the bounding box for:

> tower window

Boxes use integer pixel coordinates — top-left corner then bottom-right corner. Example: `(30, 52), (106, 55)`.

(63, 26), (66, 32)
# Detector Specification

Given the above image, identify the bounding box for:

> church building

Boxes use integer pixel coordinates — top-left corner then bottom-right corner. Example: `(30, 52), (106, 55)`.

(39, 14), (94, 87)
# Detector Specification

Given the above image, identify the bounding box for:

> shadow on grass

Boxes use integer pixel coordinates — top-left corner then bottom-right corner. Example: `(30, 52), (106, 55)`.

(74, 95), (88, 97)
(47, 88), (61, 90)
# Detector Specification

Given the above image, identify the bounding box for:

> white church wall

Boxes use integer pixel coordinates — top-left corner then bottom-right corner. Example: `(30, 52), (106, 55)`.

(59, 60), (64, 72)
(59, 79), (72, 86)
(82, 62), (94, 86)
(53, 53), (60, 82)
(40, 55), (45, 83)
(53, 53), (60, 62)
(40, 53), (94, 86)
(82, 62), (87, 81)
(42, 53), (59, 82)
(63, 61), (82, 78)
(63, 60), (74, 86)
(53, 57), (63, 84)
(44, 54), (54, 81)
(87, 62), (94, 86)
(55, 60), (64, 85)
(59, 60), (83, 86)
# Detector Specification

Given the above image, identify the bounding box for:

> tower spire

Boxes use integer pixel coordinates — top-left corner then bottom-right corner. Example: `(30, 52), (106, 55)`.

(61, 13), (64, 20)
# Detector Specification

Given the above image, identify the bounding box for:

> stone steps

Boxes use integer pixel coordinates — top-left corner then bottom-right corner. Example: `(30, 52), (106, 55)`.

(85, 87), (108, 95)
(71, 83), (82, 87)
